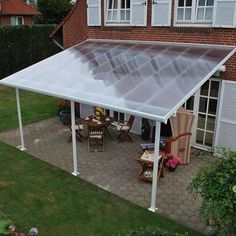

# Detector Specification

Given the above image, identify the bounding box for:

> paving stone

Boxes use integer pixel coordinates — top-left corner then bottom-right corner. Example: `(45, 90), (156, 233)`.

(0, 117), (214, 233)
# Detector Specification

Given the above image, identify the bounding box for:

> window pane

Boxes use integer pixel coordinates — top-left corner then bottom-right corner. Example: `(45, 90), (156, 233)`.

(197, 114), (206, 129)
(108, 0), (113, 9)
(126, 10), (130, 20)
(210, 81), (219, 97)
(178, 0), (184, 7)
(107, 11), (112, 20)
(208, 99), (217, 115)
(11, 17), (17, 25)
(196, 130), (204, 145)
(197, 8), (204, 20)
(198, 0), (205, 6)
(112, 10), (118, 20)
(18, 17), (23, 25)
(120, 10), (125, 20)
(114, 111), (119, 121)
(207, 0), (214, 6)
(121, 0), (125, 8)
(114, 0), (118, 9)
(199, 97), (207, 113)
(186, 0), (192, 6)
(105, 109), (110, 116)
(200, 80), (209, 96)
(186, 96), (194, 111)
(205, 132), (213, 146)
(206, 116), (215, 131)
(120, 113), (125, 122)
(205, 8), (213, 20)
(177, 9), (184, 20)
(127, 0), (130, 8)
(185, 8), (192, 20)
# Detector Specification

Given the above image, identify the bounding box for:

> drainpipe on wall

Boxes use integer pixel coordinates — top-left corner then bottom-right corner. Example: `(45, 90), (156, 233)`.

(52, 37), (64, 51)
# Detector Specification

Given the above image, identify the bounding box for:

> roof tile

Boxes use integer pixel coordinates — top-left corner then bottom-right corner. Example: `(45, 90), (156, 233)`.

(0, 0), (41, 15)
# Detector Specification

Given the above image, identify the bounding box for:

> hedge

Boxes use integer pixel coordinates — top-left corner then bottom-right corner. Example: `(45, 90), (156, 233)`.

(0, 25), (60, 79)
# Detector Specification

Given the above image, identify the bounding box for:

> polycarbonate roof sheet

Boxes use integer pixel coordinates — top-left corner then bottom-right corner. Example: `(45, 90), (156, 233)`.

(0, 40), (235, 122)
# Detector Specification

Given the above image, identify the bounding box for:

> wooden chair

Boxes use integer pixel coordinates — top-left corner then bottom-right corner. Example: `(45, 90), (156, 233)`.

(88, 126), (104, 152)
(68, 122), (84, 143)
(164, 132), (192, 164)
(112, 115), (135, 142)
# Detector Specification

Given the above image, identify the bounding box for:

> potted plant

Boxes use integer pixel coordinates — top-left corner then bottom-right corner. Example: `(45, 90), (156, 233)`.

(188, 147), (236, 235)
(57, 100), (71, 125)
(164, 153), (183, 171)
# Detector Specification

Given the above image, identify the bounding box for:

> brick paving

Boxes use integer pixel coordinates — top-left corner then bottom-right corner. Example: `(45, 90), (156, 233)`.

(0, 117), (215, 233)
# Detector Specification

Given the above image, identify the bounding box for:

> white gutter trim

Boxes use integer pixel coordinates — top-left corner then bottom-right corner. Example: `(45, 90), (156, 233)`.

(52, 38), (64, 50)
(87, 38), (236, 50)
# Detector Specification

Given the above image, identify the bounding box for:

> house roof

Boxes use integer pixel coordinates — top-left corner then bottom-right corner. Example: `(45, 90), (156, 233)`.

(0, 0), (41, 16)
(0, 39), (235, 123)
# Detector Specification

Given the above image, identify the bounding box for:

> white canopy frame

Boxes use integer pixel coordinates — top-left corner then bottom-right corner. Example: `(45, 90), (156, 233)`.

(1, 39), (236, 212)
(14, 87), (162, 212)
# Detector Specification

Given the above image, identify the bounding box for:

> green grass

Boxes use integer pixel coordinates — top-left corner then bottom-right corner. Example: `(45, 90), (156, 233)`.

(0, 86), (57, 132)
(0, 142), (202, 236)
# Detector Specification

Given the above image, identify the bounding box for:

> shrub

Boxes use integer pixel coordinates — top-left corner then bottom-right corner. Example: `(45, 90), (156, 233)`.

(188, 147), (236, 235)
(0, 25), (60, 79)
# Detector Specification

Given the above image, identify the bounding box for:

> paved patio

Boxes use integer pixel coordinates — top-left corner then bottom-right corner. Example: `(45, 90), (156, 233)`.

(0, 117), (215, 233)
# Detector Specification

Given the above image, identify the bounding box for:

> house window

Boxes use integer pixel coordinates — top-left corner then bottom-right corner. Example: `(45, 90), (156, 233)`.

(196, 0), (214, 22)
(176, 0), (214, 24)
(11, 16), (24, 26)
(106, 0), (130, 24)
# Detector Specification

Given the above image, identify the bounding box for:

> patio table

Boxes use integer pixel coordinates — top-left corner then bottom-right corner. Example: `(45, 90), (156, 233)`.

(80, 114), (114, 139)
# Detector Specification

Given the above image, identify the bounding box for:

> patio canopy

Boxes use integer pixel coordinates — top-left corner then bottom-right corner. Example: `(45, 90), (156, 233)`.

(0, 39), (235, 123)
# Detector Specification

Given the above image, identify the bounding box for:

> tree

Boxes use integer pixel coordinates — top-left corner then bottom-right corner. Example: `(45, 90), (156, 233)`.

(37, 0), (73, 24)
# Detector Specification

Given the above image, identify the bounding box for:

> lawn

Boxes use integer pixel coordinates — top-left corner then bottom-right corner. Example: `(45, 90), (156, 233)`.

(0, 142), (203, 236)
(0, 85), (203, 235)
(0, 86), (58, 132)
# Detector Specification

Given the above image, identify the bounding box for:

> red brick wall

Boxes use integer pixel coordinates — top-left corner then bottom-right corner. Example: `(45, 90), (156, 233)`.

(63, 0), (88, 48)
(62, 0), (236, 81)
(0, 16), (11, 25)
(0, 15), (33, 25)
(23, 16), (33, 25)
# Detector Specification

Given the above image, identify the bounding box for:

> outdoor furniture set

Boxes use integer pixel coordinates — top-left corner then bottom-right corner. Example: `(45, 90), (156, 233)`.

(136, 108), (194, 183)
(68, 113), (135, 152)
(67, 107), (194, 183)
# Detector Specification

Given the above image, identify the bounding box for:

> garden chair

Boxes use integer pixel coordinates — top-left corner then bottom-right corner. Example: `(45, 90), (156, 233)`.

(68, 122), (84, 143)
(112, 115), (135, 142)
(168, 107), (194, 164)
(164, 132), (192, 164)
(88, 126), (104, 152)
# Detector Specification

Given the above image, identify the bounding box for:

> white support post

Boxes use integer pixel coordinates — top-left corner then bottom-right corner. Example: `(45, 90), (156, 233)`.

(149, 121), (161, 212)
(15, 88), (27, 151)
(71, 101), (79, 176)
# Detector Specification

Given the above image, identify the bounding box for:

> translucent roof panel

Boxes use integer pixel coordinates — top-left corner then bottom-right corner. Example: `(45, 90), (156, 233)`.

(0, 39), (235, 122)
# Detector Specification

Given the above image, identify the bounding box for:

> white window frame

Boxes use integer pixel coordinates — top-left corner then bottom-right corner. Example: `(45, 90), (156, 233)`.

(174, 0), (215, 26)
(11, 16), (24, 26)
(105, 0), (131, 26)
(195, 0), (214, 23)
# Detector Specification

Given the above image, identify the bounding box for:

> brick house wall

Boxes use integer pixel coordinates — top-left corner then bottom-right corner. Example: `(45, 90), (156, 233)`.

(0, 15), (33, 26)
(0, 15), (11, 25)
(62, 0), (236, 81)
